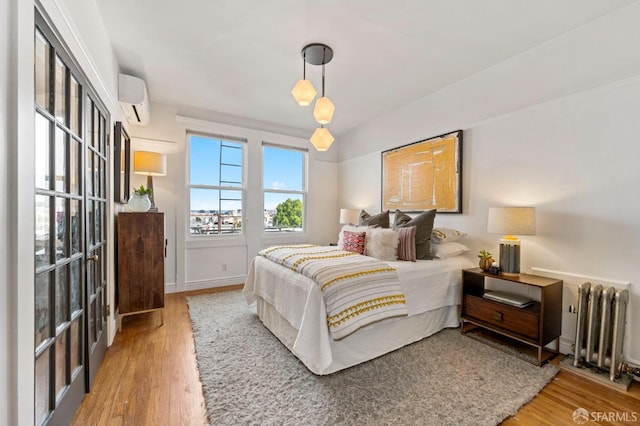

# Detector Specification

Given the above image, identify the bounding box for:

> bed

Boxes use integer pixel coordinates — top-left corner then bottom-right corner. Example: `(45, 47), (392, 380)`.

(243, 245), (474, 375)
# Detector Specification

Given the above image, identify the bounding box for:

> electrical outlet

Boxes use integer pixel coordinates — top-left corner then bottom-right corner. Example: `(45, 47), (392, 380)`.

(222, 263), (228, 271)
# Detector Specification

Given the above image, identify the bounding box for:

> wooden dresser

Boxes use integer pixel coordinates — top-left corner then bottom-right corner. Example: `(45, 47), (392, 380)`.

(116, 212), (165, 331)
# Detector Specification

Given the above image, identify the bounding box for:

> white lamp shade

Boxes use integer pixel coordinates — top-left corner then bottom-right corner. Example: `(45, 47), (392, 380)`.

(133, 151), (167, 176)
(291, 79), (317, 106)
(313, 96), (335, 124)
(487, 207), (536, 237)
(339, 208), (360, 225)
(310, 127), (334, 151)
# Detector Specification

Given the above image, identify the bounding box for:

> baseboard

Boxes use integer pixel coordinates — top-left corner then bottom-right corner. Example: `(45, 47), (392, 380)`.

(165, 282), (177, 294)
(559, 337), (574, 355)
(184, 275), (246, 292)
(623, 356), (640, 368)
(559, 356), (633, 392)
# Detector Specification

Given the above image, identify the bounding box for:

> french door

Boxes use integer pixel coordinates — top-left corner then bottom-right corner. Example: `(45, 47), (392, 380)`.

(84, 88), (109, 391)
(34, 11), (109, 425)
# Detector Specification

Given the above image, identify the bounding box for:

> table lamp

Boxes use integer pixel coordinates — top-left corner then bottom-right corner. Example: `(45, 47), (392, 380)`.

(339, 208), (360, 225)
(133, 151), (167, 212)
(487, 206), (536, 276)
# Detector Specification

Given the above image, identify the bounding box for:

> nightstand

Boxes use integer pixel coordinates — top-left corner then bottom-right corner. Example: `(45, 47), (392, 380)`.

(460, 268), (562, 366)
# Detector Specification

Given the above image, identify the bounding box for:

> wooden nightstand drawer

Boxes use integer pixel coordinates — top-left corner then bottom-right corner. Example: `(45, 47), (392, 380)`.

(463, 295), (539, 340)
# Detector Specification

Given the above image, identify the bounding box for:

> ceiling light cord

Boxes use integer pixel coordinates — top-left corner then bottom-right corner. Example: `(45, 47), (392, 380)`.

(303, 50), (307, 80)
(321, 48), (326, 97)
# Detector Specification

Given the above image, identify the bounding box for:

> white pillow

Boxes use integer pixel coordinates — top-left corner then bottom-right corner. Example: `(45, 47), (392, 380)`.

(364, 228), (398, 261)
(338, 224), (371, 249)
(429, 241), (470, 259)
(431, 227), (468, 243)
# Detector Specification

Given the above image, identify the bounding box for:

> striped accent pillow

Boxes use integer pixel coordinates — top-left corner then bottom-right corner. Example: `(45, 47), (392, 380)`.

(393, 209), (436, 260)
(343, 230), (366, 254)
(396, 226), (417, 261)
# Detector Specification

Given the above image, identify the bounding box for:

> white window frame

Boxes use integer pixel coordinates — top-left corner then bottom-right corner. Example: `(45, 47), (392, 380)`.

(262, 142), (308, 234)
(187, 131), (246, 238)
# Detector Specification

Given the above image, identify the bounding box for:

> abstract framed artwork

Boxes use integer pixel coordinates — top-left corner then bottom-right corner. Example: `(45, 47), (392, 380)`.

(114, 121), (131, 203)
(382, 130), (462, 213)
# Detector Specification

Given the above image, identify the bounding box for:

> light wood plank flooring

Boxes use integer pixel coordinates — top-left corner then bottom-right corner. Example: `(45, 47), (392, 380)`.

(72, 287), (640, 425)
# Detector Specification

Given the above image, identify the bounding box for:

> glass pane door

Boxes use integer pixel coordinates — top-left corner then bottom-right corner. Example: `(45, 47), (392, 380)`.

(34, 13), (110, 425)
(85, 96), (109, 388)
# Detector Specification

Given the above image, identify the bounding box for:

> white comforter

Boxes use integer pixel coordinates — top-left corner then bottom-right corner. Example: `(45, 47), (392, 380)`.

(258, 245), (408, 340)
(244, 254), (473, 374)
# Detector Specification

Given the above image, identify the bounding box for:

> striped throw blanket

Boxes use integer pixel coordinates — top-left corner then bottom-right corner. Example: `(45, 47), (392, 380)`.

(259, 245), (408, 340)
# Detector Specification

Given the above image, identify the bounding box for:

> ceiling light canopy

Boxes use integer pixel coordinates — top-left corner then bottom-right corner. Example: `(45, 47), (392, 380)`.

(291, 43), (336, 151)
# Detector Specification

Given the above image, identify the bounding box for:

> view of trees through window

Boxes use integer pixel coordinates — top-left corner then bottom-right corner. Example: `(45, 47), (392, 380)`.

(263, 145), (306, 232)
(272, 198), (303, 228)
(188, 136), (306, 236)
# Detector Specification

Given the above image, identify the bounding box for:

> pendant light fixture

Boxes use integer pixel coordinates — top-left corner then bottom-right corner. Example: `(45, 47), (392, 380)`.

(290, 48), (317, 106)
(291, 43), (336, 151)
(313, 50), (335, 125)
(310, 126), (334, 151)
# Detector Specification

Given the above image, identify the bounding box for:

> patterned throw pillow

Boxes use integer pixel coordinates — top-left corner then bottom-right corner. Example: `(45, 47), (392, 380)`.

(396, 226), (417, 262)
(431, 227), (468, 243)
(338, 225), (371, 249)
(342, 230), (366, 254)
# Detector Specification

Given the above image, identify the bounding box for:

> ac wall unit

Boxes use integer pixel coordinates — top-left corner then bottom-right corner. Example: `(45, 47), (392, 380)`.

(118, 73), (150, 125)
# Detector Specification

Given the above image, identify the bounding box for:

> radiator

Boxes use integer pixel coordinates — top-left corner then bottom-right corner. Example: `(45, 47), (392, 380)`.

(573, 282), (629, 382)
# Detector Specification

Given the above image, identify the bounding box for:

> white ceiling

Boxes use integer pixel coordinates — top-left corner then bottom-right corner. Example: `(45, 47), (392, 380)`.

(95, 0), (636, 137)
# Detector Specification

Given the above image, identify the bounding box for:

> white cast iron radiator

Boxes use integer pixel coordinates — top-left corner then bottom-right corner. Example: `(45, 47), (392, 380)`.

(573, 282), (629, 382)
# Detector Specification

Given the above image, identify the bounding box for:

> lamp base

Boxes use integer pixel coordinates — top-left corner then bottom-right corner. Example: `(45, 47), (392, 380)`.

(499, 240), (521, 275)
(147, 175), (159, 212)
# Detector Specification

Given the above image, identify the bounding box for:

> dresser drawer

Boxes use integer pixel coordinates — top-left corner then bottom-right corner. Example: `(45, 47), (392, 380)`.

(463, 295), (539, 340)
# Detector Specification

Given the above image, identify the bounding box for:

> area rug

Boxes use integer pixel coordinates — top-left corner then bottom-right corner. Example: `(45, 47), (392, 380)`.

(187, 290), (558, 426)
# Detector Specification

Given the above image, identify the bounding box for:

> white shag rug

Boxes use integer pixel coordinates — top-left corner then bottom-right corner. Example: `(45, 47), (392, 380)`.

(187, 290), (558, 426)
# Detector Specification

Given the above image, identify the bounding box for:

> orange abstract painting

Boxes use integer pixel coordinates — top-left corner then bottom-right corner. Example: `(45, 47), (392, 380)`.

(382, 130), (462, 213)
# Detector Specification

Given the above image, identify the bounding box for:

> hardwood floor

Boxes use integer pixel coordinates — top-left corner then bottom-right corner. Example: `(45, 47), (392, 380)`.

(72, 287), (640, 425)
(71, 287), (240, 426)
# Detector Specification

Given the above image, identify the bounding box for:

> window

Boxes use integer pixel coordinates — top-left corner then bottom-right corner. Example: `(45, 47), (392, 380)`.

(263, 144), (306, 233)
(188, 133), (244, 235)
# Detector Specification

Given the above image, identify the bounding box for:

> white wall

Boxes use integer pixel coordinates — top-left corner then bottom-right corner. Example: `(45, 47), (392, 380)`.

(9, 0), (36, 423)
(126, 108), (339, 293)
(1, 1), (12, 423)
(338, 5), (640, 363)
(125, 103), (180, 291)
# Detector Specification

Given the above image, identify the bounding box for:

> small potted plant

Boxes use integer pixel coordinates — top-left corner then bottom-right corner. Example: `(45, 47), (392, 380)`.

(128, 185), (153, 212)
(478, 250), (494, 272)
